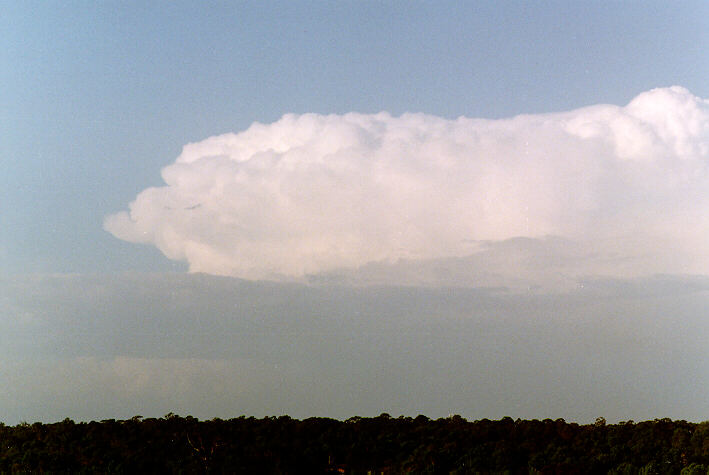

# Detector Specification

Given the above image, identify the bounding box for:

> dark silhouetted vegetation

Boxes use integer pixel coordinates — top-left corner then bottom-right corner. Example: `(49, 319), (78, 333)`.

(1, 414), (708, 473)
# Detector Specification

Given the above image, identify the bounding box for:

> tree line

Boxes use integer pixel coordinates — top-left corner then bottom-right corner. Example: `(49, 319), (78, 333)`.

(2, 414), (709, 473)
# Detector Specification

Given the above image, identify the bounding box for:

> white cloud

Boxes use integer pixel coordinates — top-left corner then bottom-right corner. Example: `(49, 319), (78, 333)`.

(105, 87), (709, 284)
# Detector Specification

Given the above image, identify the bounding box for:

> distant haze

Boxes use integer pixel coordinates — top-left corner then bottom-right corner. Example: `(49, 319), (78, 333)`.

(3, 272), (709, 424)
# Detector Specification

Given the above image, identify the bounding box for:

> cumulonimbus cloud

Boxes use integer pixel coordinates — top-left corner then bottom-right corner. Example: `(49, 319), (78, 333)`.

(105, 86), (709, 283)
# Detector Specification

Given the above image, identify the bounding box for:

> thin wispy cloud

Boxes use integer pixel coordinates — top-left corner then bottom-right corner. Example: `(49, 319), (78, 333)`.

(105, 87), (709, 286)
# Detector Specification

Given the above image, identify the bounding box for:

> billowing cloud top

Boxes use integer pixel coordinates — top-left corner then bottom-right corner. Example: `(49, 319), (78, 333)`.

(105, 87), (709, 285)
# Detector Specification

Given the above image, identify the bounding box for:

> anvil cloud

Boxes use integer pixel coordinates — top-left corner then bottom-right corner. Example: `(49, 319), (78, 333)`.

(105, 87), (709, 285)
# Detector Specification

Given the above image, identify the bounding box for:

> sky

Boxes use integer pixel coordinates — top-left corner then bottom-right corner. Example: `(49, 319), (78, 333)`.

(2, 1), (709, 424)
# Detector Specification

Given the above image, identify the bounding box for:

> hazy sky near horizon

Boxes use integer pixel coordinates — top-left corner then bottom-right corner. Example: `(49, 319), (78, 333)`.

(2, 1), (709, 424)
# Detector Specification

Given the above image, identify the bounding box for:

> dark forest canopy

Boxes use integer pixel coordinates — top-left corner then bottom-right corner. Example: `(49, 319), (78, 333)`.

(2, 414), (709, 473)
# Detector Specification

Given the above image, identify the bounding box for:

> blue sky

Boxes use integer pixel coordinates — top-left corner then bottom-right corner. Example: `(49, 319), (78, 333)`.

(2, 2), (709, 424)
